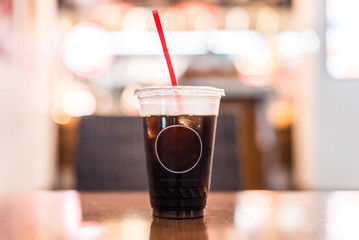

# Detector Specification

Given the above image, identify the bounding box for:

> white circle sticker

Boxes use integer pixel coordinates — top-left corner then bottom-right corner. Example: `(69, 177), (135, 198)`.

(155, 125), (203, 174)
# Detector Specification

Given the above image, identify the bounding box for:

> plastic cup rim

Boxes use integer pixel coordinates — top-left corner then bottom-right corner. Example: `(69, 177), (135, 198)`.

(134, 86), (225, 99)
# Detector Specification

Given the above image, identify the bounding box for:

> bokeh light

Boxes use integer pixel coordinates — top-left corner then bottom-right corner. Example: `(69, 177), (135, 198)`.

(51, 103), (72, 125)
(61, 90), (97, 117)
(163, 6), (187, 30)
(167, 2), (219, 31)
(277, 29), (320, 68)
(122, 7), (151, 31)
(266, 99), (293, 129)
(326, 0), (359, 79)
(61, 22), (114, 79)
(208, 30), (270, 56)
(89, 2), (135, 30)
(300, 29), (320, 54)
(276, 31), (302, 61)
(256, 7), (280, 33)
(225, 7), (250, 30)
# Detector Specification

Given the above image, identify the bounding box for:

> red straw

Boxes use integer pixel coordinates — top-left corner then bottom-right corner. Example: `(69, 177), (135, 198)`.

(152, 10), (178, 86)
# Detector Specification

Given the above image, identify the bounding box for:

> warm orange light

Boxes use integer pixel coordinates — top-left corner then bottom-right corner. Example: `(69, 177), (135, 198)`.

(61, 22), (114, 79)
(225, 7), (250, 30)
(256, 7), (280, 33)
(266, 99), (293, 129)
(122, 7), (151, 31)
(89, 2), (136, 30)
(163, 7), (187, 30)
(167, 2), (219, 30)
(51, 104), (72, 125)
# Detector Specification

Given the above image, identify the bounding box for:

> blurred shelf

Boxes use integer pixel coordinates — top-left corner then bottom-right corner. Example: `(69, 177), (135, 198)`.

(183, 78), (271, 100)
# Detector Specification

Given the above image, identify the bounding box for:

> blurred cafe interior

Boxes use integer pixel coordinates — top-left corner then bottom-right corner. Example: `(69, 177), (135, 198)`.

(1, 0), (359, 192)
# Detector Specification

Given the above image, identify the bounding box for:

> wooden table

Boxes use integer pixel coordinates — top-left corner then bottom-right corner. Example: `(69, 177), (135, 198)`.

(1, 191), (359, 239)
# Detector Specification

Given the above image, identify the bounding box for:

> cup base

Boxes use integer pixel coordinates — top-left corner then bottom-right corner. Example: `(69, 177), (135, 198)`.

(153, 208), (205, 219)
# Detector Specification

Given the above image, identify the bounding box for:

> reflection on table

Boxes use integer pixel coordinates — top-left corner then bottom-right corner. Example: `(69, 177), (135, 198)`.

(1, 191), (359, 239)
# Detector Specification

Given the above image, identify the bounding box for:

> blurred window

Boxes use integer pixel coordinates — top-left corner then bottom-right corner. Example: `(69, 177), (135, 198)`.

(326, 0), (359, 79)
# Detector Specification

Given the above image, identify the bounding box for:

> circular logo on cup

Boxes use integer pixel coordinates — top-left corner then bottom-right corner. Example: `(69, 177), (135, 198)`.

(155, 125), (203, 174)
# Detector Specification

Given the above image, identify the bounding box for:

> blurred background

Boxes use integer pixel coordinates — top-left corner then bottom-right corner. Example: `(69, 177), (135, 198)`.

(1, 0), (359, 191)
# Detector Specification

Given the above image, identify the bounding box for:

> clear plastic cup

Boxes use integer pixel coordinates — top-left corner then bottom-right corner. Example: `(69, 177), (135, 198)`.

(134, 86), (224, 219)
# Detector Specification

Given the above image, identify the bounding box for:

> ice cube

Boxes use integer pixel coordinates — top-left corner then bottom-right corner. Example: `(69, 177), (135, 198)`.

(178, 115), (202, 131)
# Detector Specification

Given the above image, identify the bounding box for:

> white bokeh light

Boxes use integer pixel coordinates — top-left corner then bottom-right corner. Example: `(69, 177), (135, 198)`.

(62, 90), (97, 117)
(62, 22), (114, 79)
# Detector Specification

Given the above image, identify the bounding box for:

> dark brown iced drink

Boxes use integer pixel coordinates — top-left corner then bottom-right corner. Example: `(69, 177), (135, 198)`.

(135, 86), (224, 219)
